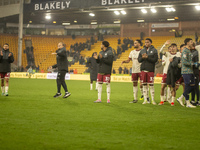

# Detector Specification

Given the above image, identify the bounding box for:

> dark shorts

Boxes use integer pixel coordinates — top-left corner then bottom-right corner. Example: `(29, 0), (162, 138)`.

(161, 73), (167, 84)
(140, 71), (154, 84)
(132, 73), (141, 82)
(182, 74), (195, 85)
(0, 72), (10, 79)
(97, 74), (111, 83)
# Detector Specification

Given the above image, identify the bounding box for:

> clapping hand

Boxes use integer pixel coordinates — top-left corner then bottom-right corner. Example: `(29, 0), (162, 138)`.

(0, 51), (3, 56)
(8, 53), (12, 57)
(142, 53), (148, 59)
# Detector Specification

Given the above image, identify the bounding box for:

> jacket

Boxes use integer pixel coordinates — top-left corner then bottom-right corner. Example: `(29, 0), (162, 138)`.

(96, 47), (113, 74)
(0, 49), (14, 72)
(181, 47), (193, 74)
(138, 45), (158, 72)
(167, 56), (181, 88)
(52, 47), (68, 72)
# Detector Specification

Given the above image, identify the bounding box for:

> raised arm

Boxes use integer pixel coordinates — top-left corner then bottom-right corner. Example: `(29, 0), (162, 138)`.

(160, 40), (170, 56)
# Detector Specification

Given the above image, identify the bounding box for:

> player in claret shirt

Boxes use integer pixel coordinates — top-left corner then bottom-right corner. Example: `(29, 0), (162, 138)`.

(0, 43), (14, 96)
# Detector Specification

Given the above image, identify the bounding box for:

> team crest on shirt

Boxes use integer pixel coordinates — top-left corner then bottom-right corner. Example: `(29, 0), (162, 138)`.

(150, 51), (153, 53)
(105, 53), (107, 56)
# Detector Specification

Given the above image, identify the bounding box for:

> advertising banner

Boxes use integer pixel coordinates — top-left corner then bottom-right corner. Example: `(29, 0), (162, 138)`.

(27, 0), (184, 11)
(46, 73), (70, 80)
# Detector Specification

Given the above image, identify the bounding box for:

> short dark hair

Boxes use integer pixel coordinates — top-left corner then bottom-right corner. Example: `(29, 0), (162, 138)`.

(180, 44), (185, 49)
(4, 43), (9, 46)
(184, 38), (192, 45)
(92, 52), (97, 56)
(145, 38), (152, 43)
(102, 41), (110, 47)
(135, 39), (142, 45)
(171, 43), (177, 47)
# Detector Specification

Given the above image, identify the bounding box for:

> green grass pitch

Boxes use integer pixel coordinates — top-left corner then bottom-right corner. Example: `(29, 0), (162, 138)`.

(0, 78), (200, 150)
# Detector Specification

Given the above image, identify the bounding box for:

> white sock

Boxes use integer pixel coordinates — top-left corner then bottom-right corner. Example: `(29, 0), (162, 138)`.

(143, 85), (148, 102)
(106, 83), (111, 100)
(133, 86), (138, 100)
(167, 87), (171, 101)
(161, 96), (164, 102)
(90, 83), (93, 90)
(96, 82), (98, 90)
(140, 87), (143, 96)
(172, 97), (175, 103)
(5, 86), (8, 93)
(1, 86), (4, 93)
(98, 84), (102, 100)
(150, 86), (155, 102)
(164, 87), (167, 101)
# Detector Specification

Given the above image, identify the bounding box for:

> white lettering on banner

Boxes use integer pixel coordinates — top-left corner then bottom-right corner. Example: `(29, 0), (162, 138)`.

(121, 0), (127, 4)
(50, 2), (55, 9)
(101, 0), (145, 5)
(128, 0), (133, 4)
(34, 1), (71, 11)
(102, 0), (107, 5)
(61, 2), (65, 9)
(114, 0), (120, 4)
(35, 4), (39, 10)
(44, 3), (49, 10)
(56, 2), (60, 9)
(66, 1), (71, 8)
(40, 3), (43, 10)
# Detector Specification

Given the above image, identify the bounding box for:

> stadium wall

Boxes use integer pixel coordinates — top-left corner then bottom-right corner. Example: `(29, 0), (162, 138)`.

(10, 73), (162, 83)
(121, 21), (200, 37)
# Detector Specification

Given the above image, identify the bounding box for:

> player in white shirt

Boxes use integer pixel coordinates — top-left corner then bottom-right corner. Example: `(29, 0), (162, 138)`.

(161, 46), (172, 103)
(122, 40), (143, 103)
(159, 42), (181, 106)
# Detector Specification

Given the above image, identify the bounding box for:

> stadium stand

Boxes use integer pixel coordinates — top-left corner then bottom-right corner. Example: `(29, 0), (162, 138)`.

(0, 34), (196, 74)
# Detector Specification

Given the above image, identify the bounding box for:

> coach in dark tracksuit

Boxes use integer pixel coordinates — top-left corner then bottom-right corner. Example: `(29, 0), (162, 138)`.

(50, 42), (71, 98)
(191, 47), (199, 105)
(87, 52), (98, 90)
